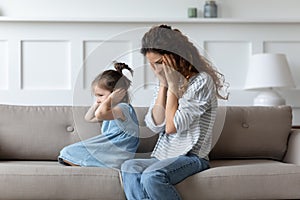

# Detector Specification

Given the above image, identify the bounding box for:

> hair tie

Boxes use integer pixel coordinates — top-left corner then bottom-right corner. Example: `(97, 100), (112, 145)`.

(122, 68), (133, 82)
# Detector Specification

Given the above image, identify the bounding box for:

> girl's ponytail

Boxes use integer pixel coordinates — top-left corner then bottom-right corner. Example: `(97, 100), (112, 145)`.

(114, 62), (133, 76)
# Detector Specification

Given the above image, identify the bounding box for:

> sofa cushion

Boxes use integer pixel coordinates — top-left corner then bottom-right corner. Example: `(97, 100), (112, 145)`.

(209, 106), (292, 161)
(176, 159), (300, 200)
(0, 161), (125, 200)
(0, 104), (101, 160)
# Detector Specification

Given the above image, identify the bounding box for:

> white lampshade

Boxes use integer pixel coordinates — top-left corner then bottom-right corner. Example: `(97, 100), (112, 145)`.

(244, 53), (295, 106)
(245, 53), (295, 89)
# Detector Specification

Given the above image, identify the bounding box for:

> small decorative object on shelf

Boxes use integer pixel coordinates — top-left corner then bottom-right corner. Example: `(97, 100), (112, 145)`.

(204, 0), (218, 18)
(188, 7), (198, 18)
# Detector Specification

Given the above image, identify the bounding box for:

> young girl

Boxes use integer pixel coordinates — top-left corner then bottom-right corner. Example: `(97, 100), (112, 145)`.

(58, 62), (139, 169)
(121, 25), (228, 199)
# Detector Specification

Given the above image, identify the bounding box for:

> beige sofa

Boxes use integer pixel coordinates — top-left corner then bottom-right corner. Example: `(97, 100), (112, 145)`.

(0, 104), (299, 200)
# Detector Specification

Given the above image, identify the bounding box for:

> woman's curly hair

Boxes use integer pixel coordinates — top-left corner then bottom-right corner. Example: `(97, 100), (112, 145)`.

(141, 24), (228, 100)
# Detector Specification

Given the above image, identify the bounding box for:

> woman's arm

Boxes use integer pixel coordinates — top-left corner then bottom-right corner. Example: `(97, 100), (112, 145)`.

(148, 61), (168, 126)
(165, 90), (178, 134)
(151, 85), (167, 125)
(144, 85), (167, 134)
(162, 54), (188, 134)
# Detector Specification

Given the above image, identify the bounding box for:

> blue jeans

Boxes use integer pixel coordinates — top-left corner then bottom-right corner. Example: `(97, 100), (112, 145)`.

(121, 153), (210, 200)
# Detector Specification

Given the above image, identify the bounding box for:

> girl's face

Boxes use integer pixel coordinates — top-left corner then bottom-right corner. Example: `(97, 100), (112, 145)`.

(93, 85), (111, 104)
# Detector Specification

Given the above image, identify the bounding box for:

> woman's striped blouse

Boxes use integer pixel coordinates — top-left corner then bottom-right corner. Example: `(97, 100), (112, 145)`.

(145, 72), (217, 160)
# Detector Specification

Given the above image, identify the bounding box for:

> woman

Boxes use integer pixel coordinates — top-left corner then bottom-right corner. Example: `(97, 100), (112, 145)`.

(121, 24), (228, 200)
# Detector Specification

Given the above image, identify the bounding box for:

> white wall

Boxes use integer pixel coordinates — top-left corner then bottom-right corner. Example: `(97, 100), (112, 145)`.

(0, 0), (300, 19)
(0, 0), (299, 125)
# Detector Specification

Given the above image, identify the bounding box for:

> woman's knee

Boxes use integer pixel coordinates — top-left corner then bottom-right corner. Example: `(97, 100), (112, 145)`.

(122, 158), (158, 173)
(141, 170), (167, 188)
(121, 159), (145, 173)
(121, 159), (134, 171)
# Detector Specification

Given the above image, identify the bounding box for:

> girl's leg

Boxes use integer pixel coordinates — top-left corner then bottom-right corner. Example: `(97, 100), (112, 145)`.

(141, 154), (209, 200)
(121, 158), (158, 200)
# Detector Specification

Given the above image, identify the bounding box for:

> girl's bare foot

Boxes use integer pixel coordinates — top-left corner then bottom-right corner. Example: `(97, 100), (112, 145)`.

(63, 159), (79, 166)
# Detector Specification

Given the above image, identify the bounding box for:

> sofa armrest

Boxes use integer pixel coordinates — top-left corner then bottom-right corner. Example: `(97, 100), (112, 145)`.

(283, 129), (300, 165)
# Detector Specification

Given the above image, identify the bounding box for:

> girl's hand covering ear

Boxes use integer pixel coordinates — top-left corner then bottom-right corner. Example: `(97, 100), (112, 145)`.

(110, 88), (127, 104)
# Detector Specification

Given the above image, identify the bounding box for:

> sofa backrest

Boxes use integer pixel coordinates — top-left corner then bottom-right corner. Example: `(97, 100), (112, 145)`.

(0, 104), (101, 161)
(0, 104), (292, 161)
(210, 106), (292, 161)
(0, 104), (158, 161)
(135, 106), (292, 161)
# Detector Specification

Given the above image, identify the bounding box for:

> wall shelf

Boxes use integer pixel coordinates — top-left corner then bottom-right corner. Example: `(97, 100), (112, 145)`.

(1, 17), (300, 24)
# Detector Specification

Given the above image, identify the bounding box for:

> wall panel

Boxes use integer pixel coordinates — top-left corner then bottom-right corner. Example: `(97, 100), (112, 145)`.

(204, 41), (251, 89)
(83, 40), (132, 89)
(21, 40), (71, 90)
(0, 41), (8, 90)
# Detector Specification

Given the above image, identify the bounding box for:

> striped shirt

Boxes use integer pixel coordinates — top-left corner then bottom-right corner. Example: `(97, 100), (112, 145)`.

(145, 72), (217, 160)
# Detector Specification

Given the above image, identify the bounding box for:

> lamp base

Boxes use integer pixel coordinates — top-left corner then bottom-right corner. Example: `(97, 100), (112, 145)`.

(253, 90), (285, 106)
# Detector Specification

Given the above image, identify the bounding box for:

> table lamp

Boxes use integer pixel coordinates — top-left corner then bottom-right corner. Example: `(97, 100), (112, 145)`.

(244, 53), (295, 106)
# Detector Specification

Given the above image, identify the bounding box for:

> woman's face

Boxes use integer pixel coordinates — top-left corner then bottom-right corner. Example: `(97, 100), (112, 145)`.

(93, 85), (111, 104)
(146, 52), (164, 72)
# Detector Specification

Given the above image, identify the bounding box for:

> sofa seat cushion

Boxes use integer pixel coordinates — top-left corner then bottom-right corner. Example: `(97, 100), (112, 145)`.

(176, 159), (300, 200)
(0, 161), (125, 200)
